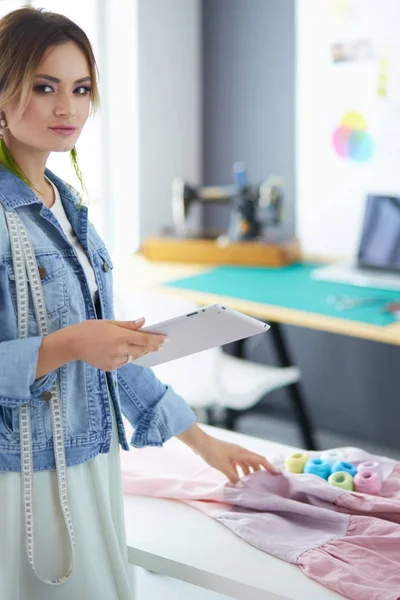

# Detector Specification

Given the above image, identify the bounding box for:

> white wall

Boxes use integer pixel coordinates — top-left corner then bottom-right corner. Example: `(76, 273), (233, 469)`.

(296, 0), (400, 258)
(136, 0), (202, 244)
(98, 0), (139, 261)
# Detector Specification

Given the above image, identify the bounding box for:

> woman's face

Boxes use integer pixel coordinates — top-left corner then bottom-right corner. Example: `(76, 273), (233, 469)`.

(4, 41), (92, 153)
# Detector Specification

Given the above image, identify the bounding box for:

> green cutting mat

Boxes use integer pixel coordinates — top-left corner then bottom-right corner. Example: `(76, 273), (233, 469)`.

(165, 263), (400, 326)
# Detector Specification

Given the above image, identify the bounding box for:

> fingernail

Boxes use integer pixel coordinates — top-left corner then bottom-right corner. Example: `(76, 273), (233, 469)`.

(163, 337), (170, 344)
(134, 317), (145, 324)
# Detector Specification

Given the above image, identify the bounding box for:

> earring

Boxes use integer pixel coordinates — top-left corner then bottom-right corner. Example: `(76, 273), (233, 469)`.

(0, 119), (6, 128)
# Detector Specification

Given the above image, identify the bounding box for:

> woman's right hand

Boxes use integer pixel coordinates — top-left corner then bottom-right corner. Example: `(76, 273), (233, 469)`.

(68, 318), (166, 371)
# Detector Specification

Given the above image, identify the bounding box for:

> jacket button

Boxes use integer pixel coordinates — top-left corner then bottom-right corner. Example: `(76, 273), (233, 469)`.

(42, 391), (52, 401)
(38, 266), (46, 279)
(102, 262), (109, 273)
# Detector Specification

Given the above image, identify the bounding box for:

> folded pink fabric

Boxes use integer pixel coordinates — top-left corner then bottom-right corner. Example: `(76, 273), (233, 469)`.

(121, 429), (400, 600)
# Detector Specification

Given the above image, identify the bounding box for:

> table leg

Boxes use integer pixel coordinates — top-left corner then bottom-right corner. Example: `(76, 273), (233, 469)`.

(217, 333), (318, 450)
(268, 322), (318, 450)
(221, 340), (246, 431)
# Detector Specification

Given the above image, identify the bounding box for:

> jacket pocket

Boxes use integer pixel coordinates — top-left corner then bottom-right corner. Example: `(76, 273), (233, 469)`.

(94, 246), (114, 318)
(5, 249), (68, 320)
(97, 247), (114, 272)
(0, 406), (15, 441)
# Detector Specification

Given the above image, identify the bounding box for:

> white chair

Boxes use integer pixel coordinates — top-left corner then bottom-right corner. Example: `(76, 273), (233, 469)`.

(152, 346), (300, 426)
(113, 286), (313, 444)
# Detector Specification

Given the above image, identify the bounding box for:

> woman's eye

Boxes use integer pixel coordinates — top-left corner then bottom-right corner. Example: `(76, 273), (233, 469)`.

(33, 84), (91, 96)
(75, 86), (91, 96)
(34, 84), (54, 93)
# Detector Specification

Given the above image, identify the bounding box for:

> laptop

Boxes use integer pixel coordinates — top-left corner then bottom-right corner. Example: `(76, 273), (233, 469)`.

(312, 194), (400, 290)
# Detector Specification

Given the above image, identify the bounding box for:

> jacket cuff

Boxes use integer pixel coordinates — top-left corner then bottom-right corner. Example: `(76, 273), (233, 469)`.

(131, 385), (197, 448)
(0, 336), (56, 408)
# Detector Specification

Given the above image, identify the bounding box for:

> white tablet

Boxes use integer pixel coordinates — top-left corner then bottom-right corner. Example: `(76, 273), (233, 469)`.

(133, 303), (270, 368)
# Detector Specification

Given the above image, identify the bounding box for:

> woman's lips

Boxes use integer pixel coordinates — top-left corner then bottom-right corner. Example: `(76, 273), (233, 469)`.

(49, 126), (77, 136)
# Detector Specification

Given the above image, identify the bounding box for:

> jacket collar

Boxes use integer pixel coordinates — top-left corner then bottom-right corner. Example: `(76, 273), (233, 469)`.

(0, 164), (85, 213)
(0, 164), (89, 250)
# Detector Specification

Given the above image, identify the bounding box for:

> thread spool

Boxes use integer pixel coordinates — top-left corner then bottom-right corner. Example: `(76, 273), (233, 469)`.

(284, 452), (308, 474)
(331, 461), (357, 478)
(354, 470), (382, 495)
(357, 461), (382, 477)
(328, 471), (354, 491)
(303, 458), (331, 479)
(320, 449), (346, 465)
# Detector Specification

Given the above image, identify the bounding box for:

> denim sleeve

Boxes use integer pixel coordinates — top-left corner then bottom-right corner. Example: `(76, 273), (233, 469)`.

(117, 362), (197, 448)
(0, 337), (56, 408)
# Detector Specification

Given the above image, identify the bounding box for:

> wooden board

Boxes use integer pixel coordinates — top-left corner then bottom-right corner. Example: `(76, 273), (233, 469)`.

(141, 236), (301, 267)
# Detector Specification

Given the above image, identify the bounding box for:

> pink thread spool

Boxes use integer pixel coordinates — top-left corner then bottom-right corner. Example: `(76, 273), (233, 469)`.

(354, 469), (382, 495)
(357, 461), (382, 477)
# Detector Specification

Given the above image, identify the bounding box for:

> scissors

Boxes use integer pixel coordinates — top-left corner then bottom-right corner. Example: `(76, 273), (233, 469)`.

(326, 294), (393, 310)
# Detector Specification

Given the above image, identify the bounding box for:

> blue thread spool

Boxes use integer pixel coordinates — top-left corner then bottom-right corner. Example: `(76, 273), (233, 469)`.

(331, 461), (357, 478)
(303, 458), (331, 479)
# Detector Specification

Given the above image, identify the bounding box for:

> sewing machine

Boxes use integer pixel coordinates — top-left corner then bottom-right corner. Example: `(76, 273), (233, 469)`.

(170, 163), (285, 242)
(142, 163), (300, 267)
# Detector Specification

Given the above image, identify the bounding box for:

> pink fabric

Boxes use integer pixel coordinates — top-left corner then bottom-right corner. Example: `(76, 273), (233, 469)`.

(381, 463), (400, 500)
(214, 469), (349, 562)
(121, 434), (400, 600)
(121, 431), (230, 514)
(299, 516), (400, 600)
(335, 463), (400, 525)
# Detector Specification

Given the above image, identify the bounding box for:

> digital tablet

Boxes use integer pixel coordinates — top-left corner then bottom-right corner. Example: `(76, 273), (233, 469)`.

(133, 303), (270, 368)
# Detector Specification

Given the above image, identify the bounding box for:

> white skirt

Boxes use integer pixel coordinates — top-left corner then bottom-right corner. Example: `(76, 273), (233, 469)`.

(0, 394), (133, 600)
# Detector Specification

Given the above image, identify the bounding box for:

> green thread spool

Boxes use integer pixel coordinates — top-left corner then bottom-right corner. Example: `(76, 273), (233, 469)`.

(328, 471), (354, 491)
(285, 452), (309, 474)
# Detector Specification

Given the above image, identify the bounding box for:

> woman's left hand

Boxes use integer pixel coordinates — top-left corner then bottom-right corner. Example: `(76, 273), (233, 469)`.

(177, 424), (280, 484)
(196, 436), (280, 484)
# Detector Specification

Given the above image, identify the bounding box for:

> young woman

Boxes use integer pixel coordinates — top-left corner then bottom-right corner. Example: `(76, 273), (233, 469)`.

(0, 7), (278, 599)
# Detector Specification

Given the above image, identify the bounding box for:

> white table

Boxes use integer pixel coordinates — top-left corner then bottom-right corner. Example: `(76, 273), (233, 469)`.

(124, 425), (345, 600)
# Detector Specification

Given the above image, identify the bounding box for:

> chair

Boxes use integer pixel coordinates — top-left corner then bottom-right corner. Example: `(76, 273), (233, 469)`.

(152, 347), (300, 428)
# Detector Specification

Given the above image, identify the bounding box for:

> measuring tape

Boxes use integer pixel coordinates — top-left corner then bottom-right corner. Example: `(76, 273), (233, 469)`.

(5, 210), (74, 585)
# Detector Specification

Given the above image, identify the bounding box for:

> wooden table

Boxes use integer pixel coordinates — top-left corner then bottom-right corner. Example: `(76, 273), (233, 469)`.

(117, 255), (400, 346)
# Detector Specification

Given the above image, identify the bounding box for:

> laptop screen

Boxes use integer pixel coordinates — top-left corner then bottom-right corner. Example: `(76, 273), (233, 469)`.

(358, 195), (400, 271)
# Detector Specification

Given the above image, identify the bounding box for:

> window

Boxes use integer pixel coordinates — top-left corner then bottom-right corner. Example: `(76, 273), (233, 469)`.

(0, 0), (139, 257)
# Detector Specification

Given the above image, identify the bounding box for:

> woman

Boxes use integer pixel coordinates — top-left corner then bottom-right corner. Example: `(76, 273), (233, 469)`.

(0, 7), (278, 599)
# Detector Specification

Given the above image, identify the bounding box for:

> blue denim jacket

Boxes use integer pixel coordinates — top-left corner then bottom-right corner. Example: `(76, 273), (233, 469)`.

(0, 165), (196, 472)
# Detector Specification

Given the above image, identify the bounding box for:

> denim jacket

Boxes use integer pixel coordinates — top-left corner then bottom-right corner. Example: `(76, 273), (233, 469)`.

(0, 165), (196, 472)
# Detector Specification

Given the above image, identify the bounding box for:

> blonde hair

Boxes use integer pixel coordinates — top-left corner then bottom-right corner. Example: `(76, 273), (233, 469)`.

(0, 6), (100, 200)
